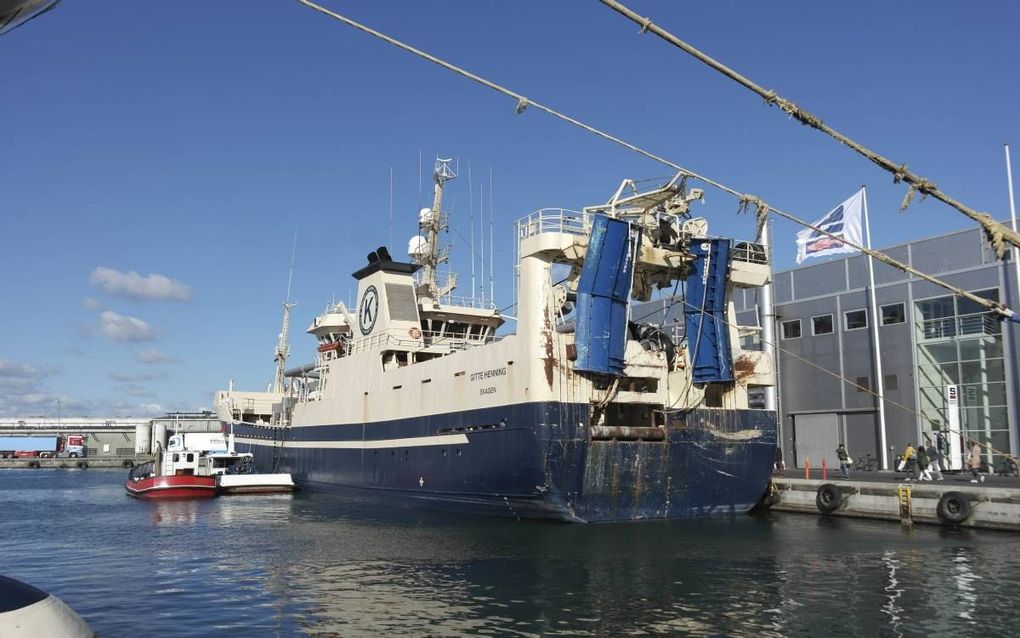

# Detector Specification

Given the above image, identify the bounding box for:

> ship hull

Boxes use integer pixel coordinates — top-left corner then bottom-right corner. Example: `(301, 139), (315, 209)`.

(124, 475), (218, 500)
(229, 402), (776, 522)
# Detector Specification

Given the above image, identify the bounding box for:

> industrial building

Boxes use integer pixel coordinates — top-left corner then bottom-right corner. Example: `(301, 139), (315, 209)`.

(638, 223), (1019, 472)
(0, 412), (221, 458)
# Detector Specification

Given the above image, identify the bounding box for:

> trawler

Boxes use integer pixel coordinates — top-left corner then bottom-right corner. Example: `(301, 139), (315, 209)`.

(215, 158), (777, 522)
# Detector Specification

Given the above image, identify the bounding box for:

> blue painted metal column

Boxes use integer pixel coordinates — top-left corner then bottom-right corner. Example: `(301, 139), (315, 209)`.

(573, 216), (640, 376)
(684, 238), (734, 384)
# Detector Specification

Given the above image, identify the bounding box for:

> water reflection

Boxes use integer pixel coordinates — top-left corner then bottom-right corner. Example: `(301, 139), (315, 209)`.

(2, 471), (1020, 637)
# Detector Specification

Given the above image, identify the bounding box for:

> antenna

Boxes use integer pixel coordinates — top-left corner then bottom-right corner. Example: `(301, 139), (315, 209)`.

(480, 181), (485, 304)
(389, 166), (394, 250)
(272, 234), (298, 394)
(489, 167), (495, 305)
(469, 158), (476, 298)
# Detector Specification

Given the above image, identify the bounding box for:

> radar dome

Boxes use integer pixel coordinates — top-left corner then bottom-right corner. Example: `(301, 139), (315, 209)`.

(408, 235), (429, 257)
(418, 207), (433, 225)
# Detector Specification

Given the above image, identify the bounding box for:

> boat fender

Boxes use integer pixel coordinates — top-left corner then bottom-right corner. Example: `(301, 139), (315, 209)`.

(815, 483), (842, 514)
(76, 461), (88, 470)
(122, 459), (134, 469)
(27, 461), (40, 469)
(0, 575), (94, 638)
(409, 327), (422, 339)
(936, 492), (972, 525)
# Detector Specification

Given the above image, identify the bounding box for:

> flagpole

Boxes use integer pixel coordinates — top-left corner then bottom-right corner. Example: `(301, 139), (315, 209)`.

(761, 220), (777, 415)
(1006, 145), (1020, 307)
(863, 186), (889, 470)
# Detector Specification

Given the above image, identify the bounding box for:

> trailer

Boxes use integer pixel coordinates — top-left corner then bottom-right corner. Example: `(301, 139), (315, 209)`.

(0, 435), (86, 458)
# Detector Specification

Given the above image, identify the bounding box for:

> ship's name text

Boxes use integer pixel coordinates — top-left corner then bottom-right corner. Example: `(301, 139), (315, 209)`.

(470, 367), (507, 382)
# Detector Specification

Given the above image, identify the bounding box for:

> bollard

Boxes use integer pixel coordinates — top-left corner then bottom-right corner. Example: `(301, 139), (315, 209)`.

(805, 458), (810, 479)
(822, 457), (828, 481)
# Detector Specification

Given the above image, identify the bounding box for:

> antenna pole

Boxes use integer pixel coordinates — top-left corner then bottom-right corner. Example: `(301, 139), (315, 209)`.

(489, 167), (495, 305)
(480, 183), (486, 303)
(389, 166), (394, 250)
(469, 159), (476, 298)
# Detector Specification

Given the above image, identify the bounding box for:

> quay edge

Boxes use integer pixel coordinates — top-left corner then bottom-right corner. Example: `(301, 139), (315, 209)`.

(764, 477), (1020, 532)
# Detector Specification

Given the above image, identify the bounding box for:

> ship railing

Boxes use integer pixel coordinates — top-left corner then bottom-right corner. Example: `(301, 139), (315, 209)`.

(435, 295), (498, 310)
(347, 328), (501, 356)
(731, 241), (769, 265)
(516, 208), (590, 241)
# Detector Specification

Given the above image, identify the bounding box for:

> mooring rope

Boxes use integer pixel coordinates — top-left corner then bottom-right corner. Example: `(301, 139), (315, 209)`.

(293, 0), (1017, 322)
(597, 0), (1020, 260)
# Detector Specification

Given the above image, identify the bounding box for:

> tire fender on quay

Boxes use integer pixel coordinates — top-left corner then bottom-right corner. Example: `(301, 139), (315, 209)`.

(815, 483), (843, 514)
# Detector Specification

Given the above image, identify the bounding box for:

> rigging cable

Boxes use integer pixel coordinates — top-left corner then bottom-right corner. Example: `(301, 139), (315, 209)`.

(293, 0), (1018, 323)
(597, 0), (1020, 259)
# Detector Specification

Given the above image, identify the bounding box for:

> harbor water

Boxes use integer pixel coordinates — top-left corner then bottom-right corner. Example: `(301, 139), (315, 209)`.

(2, 469), (1019, 637)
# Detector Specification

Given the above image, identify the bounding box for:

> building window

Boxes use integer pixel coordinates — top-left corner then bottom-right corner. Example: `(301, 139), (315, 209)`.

(884, 374), (898, 391)
(844, 309), (868, 330)
(812, 314), (834, 335)
(855, 376), (870, 392)
(781, 319), (801, 339)
(881, 303), (905, 326)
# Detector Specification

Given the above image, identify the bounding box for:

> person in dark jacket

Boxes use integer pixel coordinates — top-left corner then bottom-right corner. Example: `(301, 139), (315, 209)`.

(926, 441), (944, 481)
(773, 446), (785, 476)
(916, 445), (932, 481)
(836, 443), (851, 479)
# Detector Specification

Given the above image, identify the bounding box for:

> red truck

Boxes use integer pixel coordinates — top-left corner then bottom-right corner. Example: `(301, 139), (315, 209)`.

(0, 435), (87, 458)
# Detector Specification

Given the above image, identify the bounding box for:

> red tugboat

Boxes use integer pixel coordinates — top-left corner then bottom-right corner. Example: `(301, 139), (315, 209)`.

(124, 449), (217, 500)
(124, 433), (226, 499)
(125, 431), (294, 499)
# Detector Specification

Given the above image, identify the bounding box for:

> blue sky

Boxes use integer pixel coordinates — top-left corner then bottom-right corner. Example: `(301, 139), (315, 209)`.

(2, 1), (1018, 417)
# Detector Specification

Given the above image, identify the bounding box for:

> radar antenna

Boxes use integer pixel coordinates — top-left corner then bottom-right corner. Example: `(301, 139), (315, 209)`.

(413, 157), (458, 301)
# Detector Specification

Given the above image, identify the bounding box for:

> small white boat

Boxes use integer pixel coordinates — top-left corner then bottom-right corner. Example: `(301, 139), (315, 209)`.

(216, 471), (296, 494)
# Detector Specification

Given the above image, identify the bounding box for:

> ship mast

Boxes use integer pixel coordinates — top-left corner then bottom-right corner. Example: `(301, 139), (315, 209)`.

(415, 157), (457, 302)
(272, 235), (297, 394)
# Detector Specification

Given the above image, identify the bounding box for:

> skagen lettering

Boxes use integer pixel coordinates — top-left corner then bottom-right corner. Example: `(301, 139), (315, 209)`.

(469, 367), (507, 382)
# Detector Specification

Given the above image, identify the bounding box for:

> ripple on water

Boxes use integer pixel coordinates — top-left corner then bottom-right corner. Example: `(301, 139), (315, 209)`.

(2, 471), (1020, 637)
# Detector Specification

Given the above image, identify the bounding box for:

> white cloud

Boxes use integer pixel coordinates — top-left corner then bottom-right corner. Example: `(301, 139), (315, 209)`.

(89, 267), (191, 301)
(99, 310), (155, 342)
(133, 403), (164, 416)
(0, 357), (48, 380)
(136, 348), (173, 364)
(81, 297), (101, 310)
(118, 384), (158, 398)
(108, 370), (168, 383)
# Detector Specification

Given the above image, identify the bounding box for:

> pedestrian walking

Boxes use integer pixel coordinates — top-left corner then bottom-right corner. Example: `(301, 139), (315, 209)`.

(836, 443), (851, 480)
(968, 442), (985, 483)
(916, 445), (932, 481)
(927, 442), (944, 481)
(898, 443), (916, 478)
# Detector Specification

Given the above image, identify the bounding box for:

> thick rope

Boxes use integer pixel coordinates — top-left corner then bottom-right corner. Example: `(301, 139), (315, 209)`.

(597, 0), (1020, 259)
(293, 0), (1017, 322)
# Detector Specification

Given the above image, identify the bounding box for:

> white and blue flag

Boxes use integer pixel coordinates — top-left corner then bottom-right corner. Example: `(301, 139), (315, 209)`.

(795, 188), (865, 264)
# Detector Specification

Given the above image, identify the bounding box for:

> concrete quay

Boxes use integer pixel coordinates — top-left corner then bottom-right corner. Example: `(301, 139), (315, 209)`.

(765, 471), (1020, 532)
(0, 456), (153, 470)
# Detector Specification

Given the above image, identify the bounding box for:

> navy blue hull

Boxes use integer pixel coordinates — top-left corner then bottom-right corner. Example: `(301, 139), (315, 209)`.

(231, 403), (776, 523)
